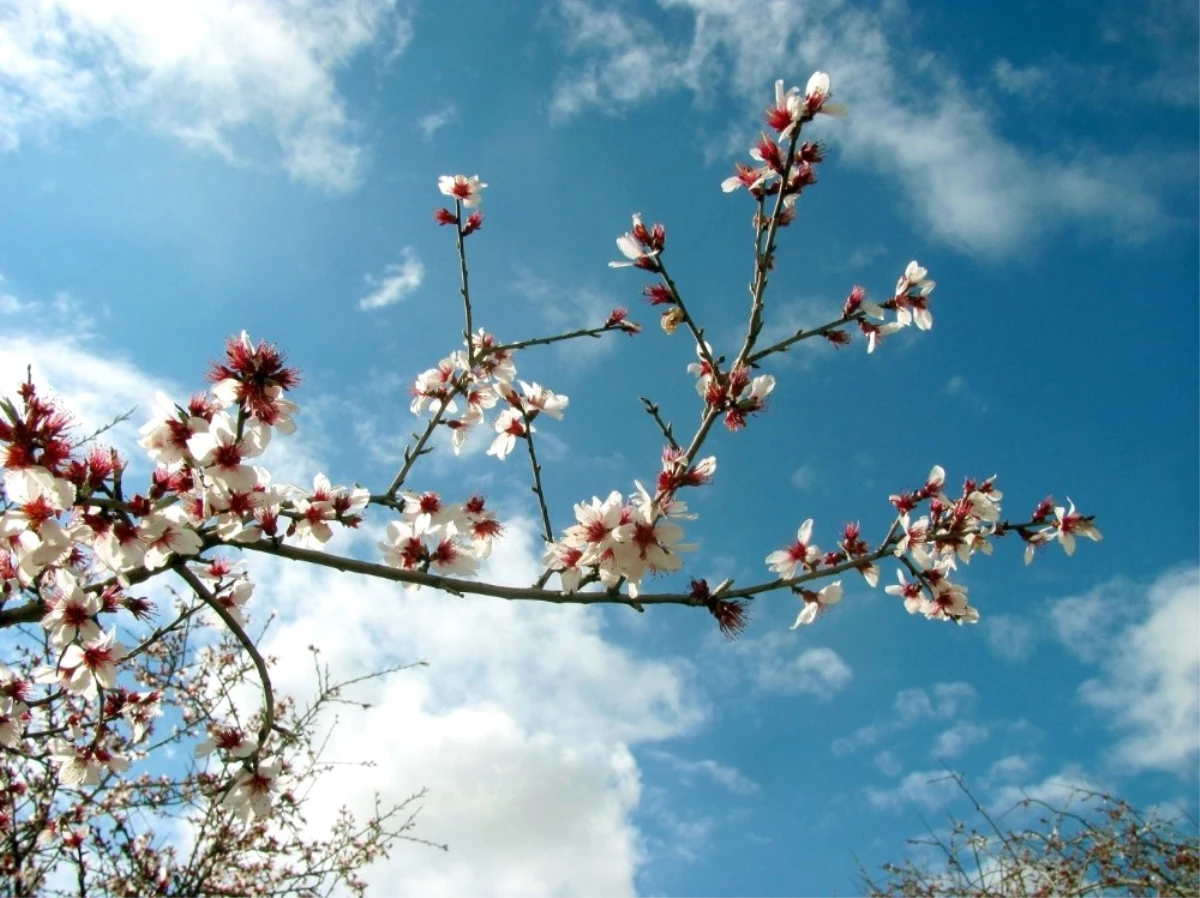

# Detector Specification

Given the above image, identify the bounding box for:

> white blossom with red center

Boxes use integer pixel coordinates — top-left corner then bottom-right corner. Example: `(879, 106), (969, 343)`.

(186, 413), (269, 493)
(379, 518), (438, 579)
(802, 71), (847, 119)
(612, 485), (694, 598)
(487, 408), (527, 460)
(463, 494), (503, 558)
(542, 541), (586, 593)
(765, 518), (821, 580)
(291, 472), (367, 548)
(400, 490), (466, 534)
(0, 695), (29, 748)
(49, 736), (129, 786)
(196, 724), (259, 759)
(563, 491), (632, 565)
(885, 570), (926, 615)
(791, 580), (843, 628)
(222, 756), (282, 822)
(1053, 499), (1104, 555)
(438, 174), (487, 207)
(39, 568), (101, 647)
(141, 506), (203, 569)
(47, 628), (128, 698)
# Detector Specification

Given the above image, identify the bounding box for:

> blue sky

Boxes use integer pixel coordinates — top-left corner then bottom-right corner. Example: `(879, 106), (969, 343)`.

(1, 0), (1197, 894)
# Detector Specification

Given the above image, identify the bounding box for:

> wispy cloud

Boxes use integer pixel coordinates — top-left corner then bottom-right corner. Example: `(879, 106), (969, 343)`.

(549, 0), (1186, 256)
(832, 681), (977, 755)
(790, 464), (816, 490)
(731, 633), (853, 697)
(645, 749), (760, 796)
(359, 247), (425, 310)
(509, 266), (626, 368)
(931, 722), (990, 759)
(0, 0), (413, 192)
(1069, 566), (1200, 776)
(417, 105), (457, 138)
(942, 375), (988, 413)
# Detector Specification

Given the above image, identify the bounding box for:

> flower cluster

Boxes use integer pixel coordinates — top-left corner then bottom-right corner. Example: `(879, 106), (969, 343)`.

(541, 482), (697, 597)
(435, 173), (486, 234)
(763, 465), (1101, 630)
(0, 72), (1103, 839)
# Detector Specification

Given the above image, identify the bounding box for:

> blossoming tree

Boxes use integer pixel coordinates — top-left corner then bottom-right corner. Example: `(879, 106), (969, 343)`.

(0, 73), (1100, 892)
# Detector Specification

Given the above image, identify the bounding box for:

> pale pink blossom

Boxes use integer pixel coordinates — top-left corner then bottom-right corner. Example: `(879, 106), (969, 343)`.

(791, 580), (843, 628)
(766, 519), (820, 580)
(803, 71), (848, 118)
(39, 568), (102, 647)
(543, 542), (586, 593)
(885, 569), (926, 614)
(222, 756), (282, 822)
(196, 724), (258, 759)
(55, 629), (127, 698)
(438, 174), (487, 207)
(488, 408), (527, 460)
(1053, 499), (1102, 555)
(141, 506), (203, 569)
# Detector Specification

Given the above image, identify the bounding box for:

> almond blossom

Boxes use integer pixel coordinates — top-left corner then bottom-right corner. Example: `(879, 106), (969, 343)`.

(39, 569), (102, 647)
(487, 408), (527, 460)
(438, 174), (487, 207)
(766, 519), (820, 580)
(1053, 499), (1104, 555)
(791, 580), (843, 628)
(51, 629), (128, 698)
(141, 506), (204, 569)
(885, 570), (925, 614)
(222, 756), (282, 822)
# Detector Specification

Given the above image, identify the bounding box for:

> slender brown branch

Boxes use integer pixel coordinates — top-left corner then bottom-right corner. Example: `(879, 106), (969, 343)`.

(655, 258), (721, 380)
(746, 310), (865, 365)
(489, 324), (615, 355)
(455, 199), (476, 369)
(382, 381), (464, 499)
(639, 397), (680, 450)
(174, 563), (278, 751)
(520, 414), (554, 545)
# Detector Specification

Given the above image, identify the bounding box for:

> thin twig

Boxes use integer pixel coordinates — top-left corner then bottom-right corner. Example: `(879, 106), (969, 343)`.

(174, 563), (279, 752)
(639, 397), (680, 450)
(455, 199), (476, 369)
(489, 324), (616, 355)
(520, 413), (554, 545)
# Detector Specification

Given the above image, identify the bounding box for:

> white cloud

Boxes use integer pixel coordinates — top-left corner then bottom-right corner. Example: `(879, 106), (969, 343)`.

(1064, 566), (1200, 777)
(749, 297), (837, 370)
(942, 375), (988, 413)
(0, 0), (412, 192)
(645, 749), (759, 795)
(990, 58), (1049, 97)
(986, 766), (1107, 818)
(790, 464), (815, 490)
(359, 247), (425, 310)
(984, 613), (1037, 662)
(1047, 577), (1140, 663)
(874, 748), (902, 776)
(549, 0), (1177, 256)
(250, 519), (708, 895)
(832, 681), (977, 755)
(508, 267), (625, 368)
(418, 105), (457, 138)
(0, 273), (30, 314)
(731, 632), (853, 696)
(865, 768), (963, 812)
(931, 721), (989, 759)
